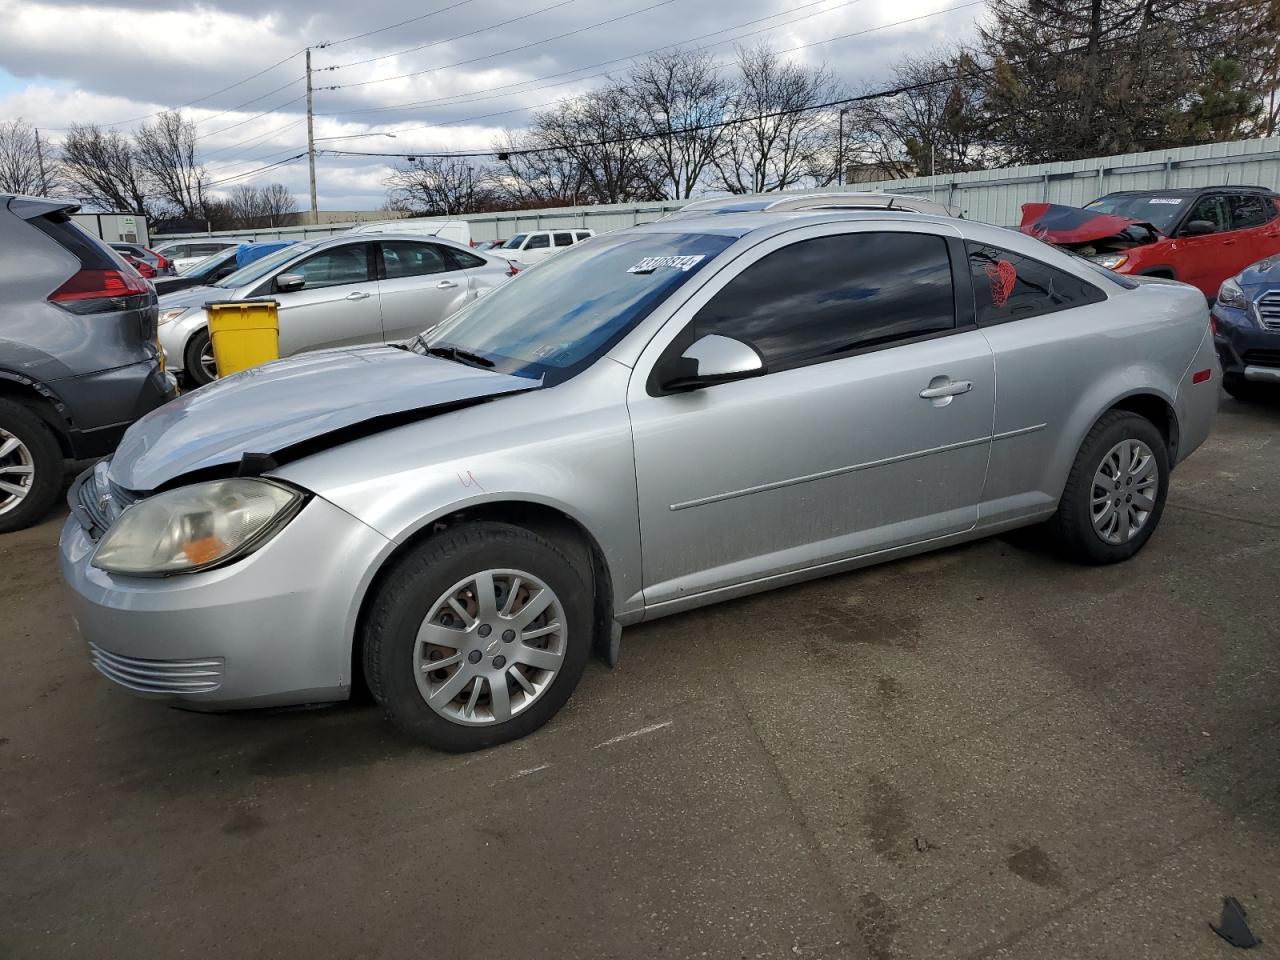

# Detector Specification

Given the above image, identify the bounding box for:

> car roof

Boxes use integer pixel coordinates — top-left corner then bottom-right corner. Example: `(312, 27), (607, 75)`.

(1100, 185), (1278, 198)
(670, 190), (958, 218)
(635, 207), (967, 240)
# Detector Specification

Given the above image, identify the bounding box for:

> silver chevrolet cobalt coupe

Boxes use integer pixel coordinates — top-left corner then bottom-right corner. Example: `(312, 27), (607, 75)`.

(60, 200), (1220, 752)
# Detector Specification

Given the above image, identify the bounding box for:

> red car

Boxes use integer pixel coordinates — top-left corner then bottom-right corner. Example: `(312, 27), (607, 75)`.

(1021, 186), (1280, 298)
(118, 252), (156, 279)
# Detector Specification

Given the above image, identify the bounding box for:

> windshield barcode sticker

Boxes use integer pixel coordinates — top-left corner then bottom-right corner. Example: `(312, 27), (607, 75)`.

(1148, 198), (1184, 204)
(627, 255), (706, 274)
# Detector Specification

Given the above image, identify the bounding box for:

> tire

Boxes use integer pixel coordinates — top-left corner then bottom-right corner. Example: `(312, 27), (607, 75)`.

(1046, 410), (1170, 565)
(0, 398), (65, 535)
(363, 521), (593, 752)
(183, 328), (217, 386)
(1223, 376), (1267, 403)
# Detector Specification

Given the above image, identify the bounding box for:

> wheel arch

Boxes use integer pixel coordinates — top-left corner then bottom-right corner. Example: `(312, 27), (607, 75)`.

(1108, 392), (1180, 462)
(0, 372), (73, 456)
(349, 498), (617, 696)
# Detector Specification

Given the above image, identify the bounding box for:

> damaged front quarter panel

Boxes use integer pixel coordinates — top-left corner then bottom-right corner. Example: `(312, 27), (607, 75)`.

(107, 345), (539, 492)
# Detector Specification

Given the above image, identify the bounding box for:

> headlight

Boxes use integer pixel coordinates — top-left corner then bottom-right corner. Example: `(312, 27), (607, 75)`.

(1217, 276), (1246, 309)
(159, 307), (190, 325)
(1089, 253), (1129, 270)
(92, 479), (305, 576)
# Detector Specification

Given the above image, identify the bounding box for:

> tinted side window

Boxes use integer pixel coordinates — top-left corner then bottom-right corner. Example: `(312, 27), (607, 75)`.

(967, 243), (1106, 325)
(290, 244), (372, 289)
(1228, 194), (1274, 229)
(1185, 194), (1230, 232)
(691, 232), (955, 371)
(575, 231), (591, 241)
(553, 232), (574, 247)
(379, 240), (448, 279)
(525, 234), (551, 250)
(446, 249), (486, 269)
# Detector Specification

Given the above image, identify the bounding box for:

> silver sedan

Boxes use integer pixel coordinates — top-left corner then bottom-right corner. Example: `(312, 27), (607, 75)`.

(156, 232), (517, 384)
(60, 206), (1219, 752)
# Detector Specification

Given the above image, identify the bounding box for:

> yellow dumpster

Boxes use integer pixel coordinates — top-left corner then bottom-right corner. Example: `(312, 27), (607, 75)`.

(205, 299), (280, 378)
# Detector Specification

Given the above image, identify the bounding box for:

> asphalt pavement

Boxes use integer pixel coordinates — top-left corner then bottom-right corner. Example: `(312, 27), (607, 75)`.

(2, 396), (1278, 960)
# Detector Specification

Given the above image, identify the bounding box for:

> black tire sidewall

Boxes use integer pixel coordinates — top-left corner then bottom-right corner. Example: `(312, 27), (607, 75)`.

(1056, 412), (1170, 564)
(365, 522), (592, 752)
(0, 399), (64, 534)
(184, 328), (216, 386)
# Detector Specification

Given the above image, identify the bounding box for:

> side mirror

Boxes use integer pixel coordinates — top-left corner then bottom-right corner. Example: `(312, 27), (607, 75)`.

(1182, 219), (1216, 236)
(276, 273), (306, 292)
(661, 334), (766, 392)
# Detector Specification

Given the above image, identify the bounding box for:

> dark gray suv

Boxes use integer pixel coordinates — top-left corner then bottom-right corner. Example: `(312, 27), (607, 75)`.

(0, 195), (177, 532)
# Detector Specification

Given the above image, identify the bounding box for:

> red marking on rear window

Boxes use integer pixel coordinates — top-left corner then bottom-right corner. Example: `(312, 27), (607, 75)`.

(985, 260), (1017, 307)
(1192, 369), (1212, 384)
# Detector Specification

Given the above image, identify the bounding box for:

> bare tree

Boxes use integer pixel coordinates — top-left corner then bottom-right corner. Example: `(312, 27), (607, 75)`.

(385, 156), (495, 215)
(490, 129), (587, 208)
(260, 183), (298, 225)
(0, 119), (51, 195)
(60, 123), (150, 215)
(626, 49), (732, 199)
(134, 111), (206, 219)
(714, 44), (843, 194)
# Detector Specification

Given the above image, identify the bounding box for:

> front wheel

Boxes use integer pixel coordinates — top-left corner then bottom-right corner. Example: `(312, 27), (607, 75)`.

(183, 328), (218, 386)
(362, 521), (593, 752)
(1046, 410), (1169, 565)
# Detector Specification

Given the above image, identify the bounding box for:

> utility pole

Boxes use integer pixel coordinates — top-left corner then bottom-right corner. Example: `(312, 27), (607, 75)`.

(306, 47), (319, 224)
(836, 108), (848, 187)
(34, 127), (49, 194)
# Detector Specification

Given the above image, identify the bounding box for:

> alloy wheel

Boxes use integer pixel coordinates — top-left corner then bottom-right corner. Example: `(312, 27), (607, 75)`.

(0, 430), (34, 517)
(1091, 438), (1159, 545)
(414, 569), (567, 726)
(200, 340), (218, 381)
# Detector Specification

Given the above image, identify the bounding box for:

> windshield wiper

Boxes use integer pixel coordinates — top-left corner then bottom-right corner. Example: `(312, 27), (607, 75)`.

(423, 342), (495, 369)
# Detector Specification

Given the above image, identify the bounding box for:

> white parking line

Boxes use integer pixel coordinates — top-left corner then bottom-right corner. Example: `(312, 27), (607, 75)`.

(512, 763), (551, 778)
(594, 720), (673, 748)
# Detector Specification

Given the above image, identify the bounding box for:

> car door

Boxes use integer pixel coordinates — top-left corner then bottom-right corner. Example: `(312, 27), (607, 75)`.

(1225, 193), (1280, 274)
(374, 239), (471, 341)
(268, 241), (383, 356)
(626, 223), (995, 608)
(521, 232), (552, 264)
(1175, 193), (1233, 293)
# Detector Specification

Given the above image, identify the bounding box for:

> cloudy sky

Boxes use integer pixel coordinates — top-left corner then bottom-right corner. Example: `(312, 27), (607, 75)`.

(0, 0), (987, 210)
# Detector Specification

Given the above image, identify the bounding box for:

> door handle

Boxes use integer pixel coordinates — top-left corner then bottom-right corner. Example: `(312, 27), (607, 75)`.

(436, 280), (459, 289)
(345, 291), (371, 300)
(920, 379), (973, 400)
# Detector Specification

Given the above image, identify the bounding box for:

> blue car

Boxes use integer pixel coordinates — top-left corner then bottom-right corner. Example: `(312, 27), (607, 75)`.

(1212, 255), (1280, 400)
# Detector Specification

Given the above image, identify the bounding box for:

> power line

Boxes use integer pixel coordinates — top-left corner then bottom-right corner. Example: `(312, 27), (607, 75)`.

(327, 0), (683, 91)
(319, 0), (869, 118)
(322, 0), (584, 72)
(194, 76), (305, 128)
(201, 117), (309, 161)
(321, 0), (479, 48)
(205, 152), (308, 187)
(200, 95), (307, 140)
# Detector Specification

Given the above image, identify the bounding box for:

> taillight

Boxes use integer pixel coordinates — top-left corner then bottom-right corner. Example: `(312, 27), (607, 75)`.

(49, 269), (149, 314)
(155, 255), (171, 270)
(507, 263), (520, 277)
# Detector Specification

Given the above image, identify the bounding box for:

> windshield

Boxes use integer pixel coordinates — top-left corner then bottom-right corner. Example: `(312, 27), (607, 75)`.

(502, 234), (527, 249)
(214, 242), (317, 289)
(1085, 194), (1187, 233)
(416, 231), (735, 385)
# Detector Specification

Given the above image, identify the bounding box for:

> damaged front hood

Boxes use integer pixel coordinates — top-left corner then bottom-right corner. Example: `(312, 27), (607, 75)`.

(1020, 203), (1160, 244)
(110, 346), (537, 491)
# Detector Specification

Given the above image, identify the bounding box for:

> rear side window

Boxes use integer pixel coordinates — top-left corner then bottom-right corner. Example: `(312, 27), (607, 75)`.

(446, 249), (486, 269)
(1228, 194), (1275, 229)
(32, 214), (118, 269)
(379, 240), (448, 279)
(967, 243), (1106, 325)
(575, 231), (591, 241)
(553, 232), (574, 247)
(691, 232), (955, 371)
(525, 234), (551, 250)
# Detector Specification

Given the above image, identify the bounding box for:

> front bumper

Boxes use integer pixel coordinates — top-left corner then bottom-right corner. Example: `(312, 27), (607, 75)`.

(59, 491), (394, 710)
(1211, 303), (1280, 383)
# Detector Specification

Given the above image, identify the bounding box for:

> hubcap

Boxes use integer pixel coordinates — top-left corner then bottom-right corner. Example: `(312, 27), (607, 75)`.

(413, 569), (567, 726)
(200, 340), (217, 381)
(1091, 438), (1159, 545)
(0, 430), (35, 516)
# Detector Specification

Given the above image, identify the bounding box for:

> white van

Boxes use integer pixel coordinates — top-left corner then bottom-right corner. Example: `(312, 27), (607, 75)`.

(348, 218), (472, 247)
(491, 229), (595, 266)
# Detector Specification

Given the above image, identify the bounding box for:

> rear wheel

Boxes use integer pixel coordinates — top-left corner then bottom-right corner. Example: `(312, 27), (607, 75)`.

(1046, 410), (1169, 565)
(183, 328), (218, 386)
(0, 399), (64, 534)
(1223, 376), (1268, 403)
(363, 521), (592, 752)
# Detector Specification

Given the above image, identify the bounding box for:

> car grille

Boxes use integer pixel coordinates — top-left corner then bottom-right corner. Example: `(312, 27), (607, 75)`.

(89, 643), (224, 694)
(71, 462), (138, 541)
(1258, 291), (1280, 331)
(1243, 349), (1280, 368)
